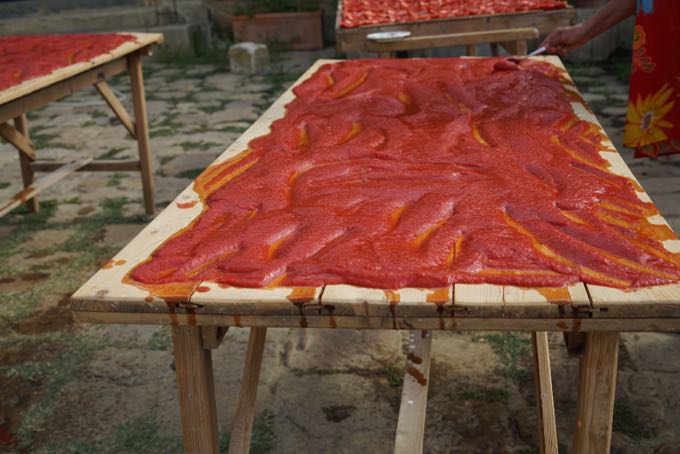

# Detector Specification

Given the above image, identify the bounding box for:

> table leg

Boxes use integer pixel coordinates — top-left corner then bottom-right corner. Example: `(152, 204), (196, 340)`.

(572, 332), (619, 454)
(532, 331), (558, 454)
(128, 52), (155, 216)
(14, 115), (39, 213)
(465, 44), (477, 56)
(172, 326), (219, 454)
(229, 327), (267, 454)
(490, 43), (500, 56)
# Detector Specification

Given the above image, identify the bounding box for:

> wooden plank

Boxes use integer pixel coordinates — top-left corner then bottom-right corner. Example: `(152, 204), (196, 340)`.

(0, 157), (92, 217)
(0, 121), (36, 160)
(94, 80), (136, 138)
(394, 330), (432, 454)
(454, 284), (504, 317)
(30, 159), (140, 172)
(172, 325), (219, 454)
(201, 326), (228, 350)
(0, 32), (163, 106)
(128, 52), (155, 216)
(336, 7), (575, 52)
(503, 284), (590, 318)
(228, 327), (267, 454)
(365, 27), (538, 53)
(13, 115), (39, 212)
(572, 332), (619, 454)
(532, 332), (558, 454)
(71, 311), (680, 332)
(0, 57), (128, 124)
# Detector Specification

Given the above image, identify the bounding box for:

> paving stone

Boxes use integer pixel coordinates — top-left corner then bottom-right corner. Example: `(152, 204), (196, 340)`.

(623, 333), (680, 373)
(601, 105), (629, 117)
(99, 223), (144, 246)
(203, 72), (241, 89)
(161, 152), (219, 177)
(583, 93), (606, 103)
(20, 228), (75, 250)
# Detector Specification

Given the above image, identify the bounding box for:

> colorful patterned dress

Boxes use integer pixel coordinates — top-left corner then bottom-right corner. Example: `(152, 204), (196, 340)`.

(624, 0), (680, 157)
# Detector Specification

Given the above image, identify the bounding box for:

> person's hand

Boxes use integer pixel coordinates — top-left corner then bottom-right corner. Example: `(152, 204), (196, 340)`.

(540, 24), (589, 55)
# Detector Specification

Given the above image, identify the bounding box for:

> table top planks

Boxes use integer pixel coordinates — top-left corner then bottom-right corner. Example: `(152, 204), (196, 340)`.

(0, 32), (163, 106)
(71, 56), (680, 330)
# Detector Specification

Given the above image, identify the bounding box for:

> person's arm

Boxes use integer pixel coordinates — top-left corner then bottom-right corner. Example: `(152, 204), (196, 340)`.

(541, 0), (637, 55)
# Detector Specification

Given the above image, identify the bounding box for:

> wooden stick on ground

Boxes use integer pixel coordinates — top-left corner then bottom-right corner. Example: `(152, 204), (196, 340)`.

(394, 330), (433, 454)
(532, 331), (558, 454)
(572, 332), (620, 454)
(172, 325), (220, 454)
(229, 327), (268, 454)
(128, 52), (155, 216)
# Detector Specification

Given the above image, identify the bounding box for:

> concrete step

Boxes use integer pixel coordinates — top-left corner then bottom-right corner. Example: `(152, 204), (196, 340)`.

(0, 5), (176, 35)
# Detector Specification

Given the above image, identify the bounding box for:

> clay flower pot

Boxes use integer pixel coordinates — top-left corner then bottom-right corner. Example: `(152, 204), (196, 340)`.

(231, 10), (324, 50)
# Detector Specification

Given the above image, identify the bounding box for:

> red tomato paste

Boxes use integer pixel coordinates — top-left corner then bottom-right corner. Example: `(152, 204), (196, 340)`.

(0, 33), (135, 92)
(129, 59), (680, 291)
(341, 0), (568, 28)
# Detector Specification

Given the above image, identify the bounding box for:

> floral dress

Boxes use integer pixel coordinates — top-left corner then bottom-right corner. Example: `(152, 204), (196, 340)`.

(624, 0), (680, 157)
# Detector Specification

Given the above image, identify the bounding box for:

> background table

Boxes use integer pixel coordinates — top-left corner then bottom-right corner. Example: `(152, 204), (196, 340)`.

(0, 32), (163, 217)
(72, 57), (680, 454)
(335, 1), (576, 56)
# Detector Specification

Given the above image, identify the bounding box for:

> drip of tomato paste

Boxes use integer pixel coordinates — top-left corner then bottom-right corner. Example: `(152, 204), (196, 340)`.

(128, 58), (680, 291)
(0, 33), (135, 91)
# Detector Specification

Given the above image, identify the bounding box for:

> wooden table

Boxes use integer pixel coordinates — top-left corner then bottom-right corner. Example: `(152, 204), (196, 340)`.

(336, 0), (576, 56)
(0, 32), (163, 217)
(71, 57), (680, 454)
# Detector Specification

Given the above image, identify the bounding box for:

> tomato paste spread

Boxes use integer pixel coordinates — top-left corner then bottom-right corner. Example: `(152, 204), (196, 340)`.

(129, 59), (680, 291)
(0, 33), (135, 92)
(341, 0), (568, 28)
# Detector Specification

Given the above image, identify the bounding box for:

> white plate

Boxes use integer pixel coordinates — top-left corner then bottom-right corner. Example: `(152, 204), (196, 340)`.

(366, 31), (411, 42)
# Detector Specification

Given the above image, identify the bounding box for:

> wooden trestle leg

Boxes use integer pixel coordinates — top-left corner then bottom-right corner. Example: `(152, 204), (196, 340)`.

(532, 331), (558, 454)
(572, 332), (619, 454)
(128, 52), (155, 216)
(14, 114), (39, 212)
(172, 326), (220, 454)
(229, 327), (268, 454)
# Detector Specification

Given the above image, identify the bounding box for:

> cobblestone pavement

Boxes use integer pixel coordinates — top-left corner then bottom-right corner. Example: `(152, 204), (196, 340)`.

(1, 51), (679, 453)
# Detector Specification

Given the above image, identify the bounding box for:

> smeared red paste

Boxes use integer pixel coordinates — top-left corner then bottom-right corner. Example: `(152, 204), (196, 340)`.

(0, 33), (135, 91)
(341, 0), (568, 28)
(129, 59), (680, 291)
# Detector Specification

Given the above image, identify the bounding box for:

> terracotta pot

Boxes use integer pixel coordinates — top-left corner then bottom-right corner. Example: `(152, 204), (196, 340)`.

(231, 11), (324, 51)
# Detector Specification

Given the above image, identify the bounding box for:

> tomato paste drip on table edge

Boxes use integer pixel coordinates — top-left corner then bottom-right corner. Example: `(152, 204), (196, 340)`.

(127, 58), (680, 296)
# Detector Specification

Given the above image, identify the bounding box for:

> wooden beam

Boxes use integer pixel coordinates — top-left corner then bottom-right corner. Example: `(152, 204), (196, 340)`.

(172, 325), (220, 454)
(532, 332), (558, 454)
(0, 157), (92, 217)
(128, 52), (156, 216)
(394, 330), (432, 454)
(365, 27), (538, 53)
(0, 121), (36, 160)
(228, 327), (267, 454)
(572, 332), (619, 454)
(12, 115), (39, 212)
(0, 58), (128, 124)
(95, 80), (137, 138)
(30, 159), (140, 172)
(201, 326), (228, 350)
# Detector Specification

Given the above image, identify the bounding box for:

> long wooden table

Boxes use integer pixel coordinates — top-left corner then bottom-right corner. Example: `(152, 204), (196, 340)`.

(0, 32), (163, 217)
(71, 57), (680, 454)
(336, 1), (576, 56)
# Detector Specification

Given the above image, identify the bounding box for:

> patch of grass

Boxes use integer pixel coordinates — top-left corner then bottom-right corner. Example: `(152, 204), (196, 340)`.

(385, 364), (403, 388)
(150, 128), (175, 138)
(81, 120), (96, 128)
(198, 104), (225, 114)
(90, 110), (108, 119)
(291, 367), (344, 377)
(176, 168), (205, 180)
(179, 141), (220, 151)
(0, 181), (10, 189)
(613, 400), (656, 440)
(453, 387), (509, 402)
(220, 125), (248, 134)
(260, 71), (302, 85)
(474, 332), (531, 382)
(97, 147), (126, 160)
(61, 196), (81, 204)
(148, 326), (173, 351)
(106, 172), (126, 188)
(31, 132), (59, 149)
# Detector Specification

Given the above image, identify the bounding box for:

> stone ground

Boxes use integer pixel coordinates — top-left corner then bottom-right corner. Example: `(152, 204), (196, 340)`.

(1, 48), (680, 454)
